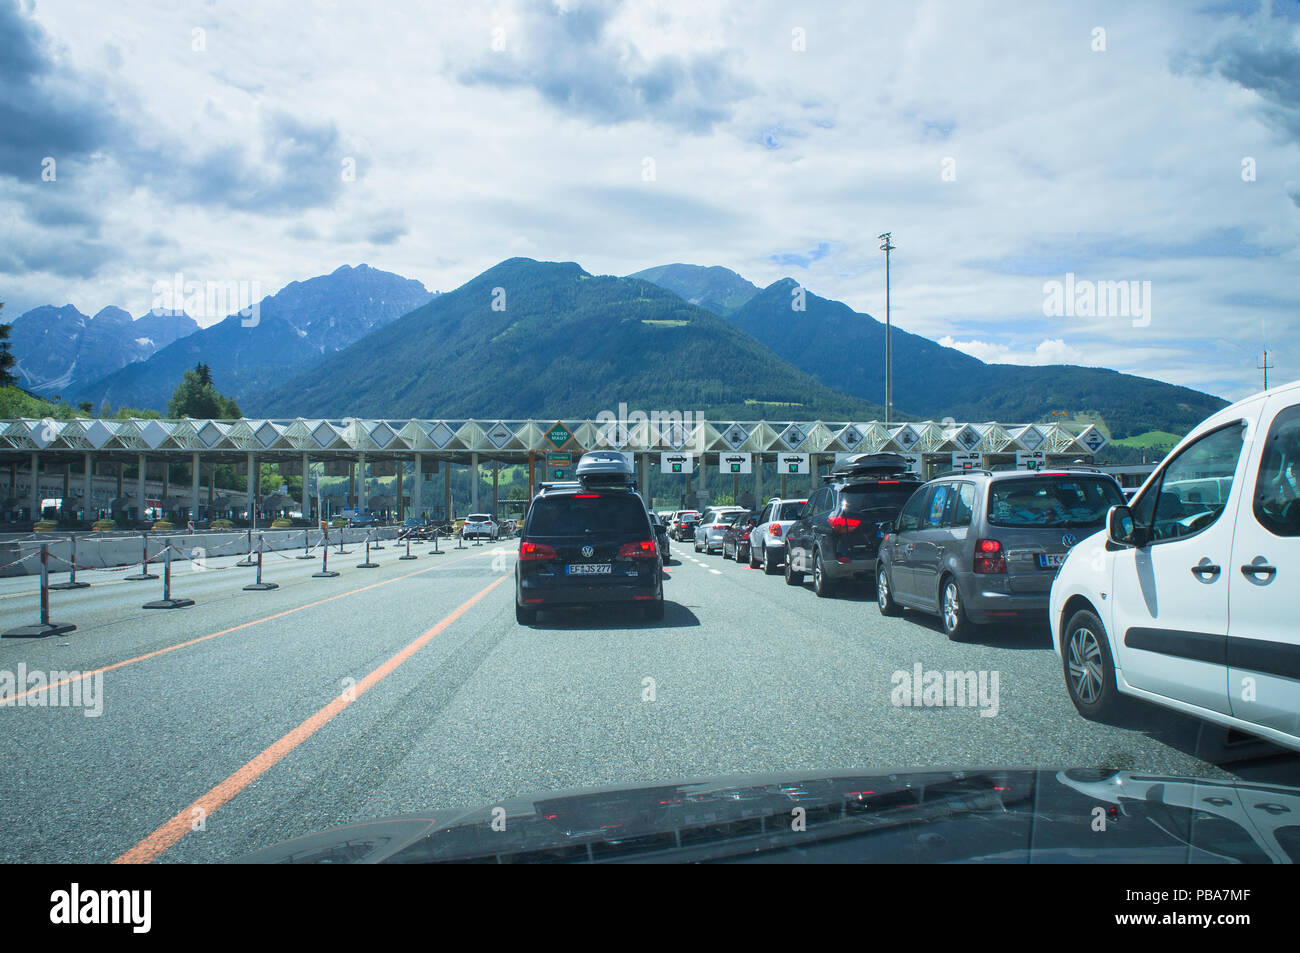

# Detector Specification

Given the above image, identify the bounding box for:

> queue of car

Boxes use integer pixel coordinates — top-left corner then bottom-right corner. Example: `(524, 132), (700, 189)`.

(674, 382), (1300, 753)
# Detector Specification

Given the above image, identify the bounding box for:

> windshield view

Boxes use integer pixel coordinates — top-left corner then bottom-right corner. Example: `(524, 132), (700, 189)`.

(1, 0), (1297, 914)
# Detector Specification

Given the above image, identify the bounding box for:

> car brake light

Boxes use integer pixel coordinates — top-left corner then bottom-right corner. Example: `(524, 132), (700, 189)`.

(617, 540), (657, 557)
(574, 493), (599, 498)
(974, 538), (1006, 574)
(519, 541), (557, 560)
(828, 516), (861, 533)
(877, 480), (900, 484)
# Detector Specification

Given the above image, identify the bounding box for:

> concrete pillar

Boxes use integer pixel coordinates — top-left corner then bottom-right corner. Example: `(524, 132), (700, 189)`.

(491, 460), (498, 518)
(639, 454), (650, 507)
(208, 463), (214, 504)
(191, 452), (200, 523)
(162, 461), (170, 510)
(136, 453), (146, 523)
(301, 452), (310, 521)
(29, 453), (40, 520)
(246, 452), (256, 528)
(83, 453), (92, 521)
(116, 462), (123, 506)
(348, 462), (356, 508)
(9, 463), (15, 502)
(413, 454), (423, 518)
(62, 464), (70, 519)
(471, 452), (479, 512)
(780, 473), (788, 499)
(397, 461), (405, 522)
(444, 462), (452, 522)
(357, 453), (366, 513)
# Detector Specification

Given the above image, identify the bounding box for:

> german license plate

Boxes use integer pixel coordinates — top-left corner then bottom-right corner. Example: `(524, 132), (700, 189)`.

(1038, 553), (1066, 569)
(567, 563), (612, 575)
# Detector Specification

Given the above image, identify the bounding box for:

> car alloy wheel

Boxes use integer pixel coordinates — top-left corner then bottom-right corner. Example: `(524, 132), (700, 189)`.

(1067, 625), (1105, 705)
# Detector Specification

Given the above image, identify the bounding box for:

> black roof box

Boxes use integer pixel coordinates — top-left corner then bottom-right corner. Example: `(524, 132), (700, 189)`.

(576, 451), (636, 486)
(832, 452), (910, 476)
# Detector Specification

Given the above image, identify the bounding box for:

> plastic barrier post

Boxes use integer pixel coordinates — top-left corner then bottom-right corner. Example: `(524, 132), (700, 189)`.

(313, 534), (339, 578)
(244, 534), (278, 590)
(144, 541), (194, 609)
(124, 532), (158, 581)
(49, 535), (90, 590)
(2, 544), (76, 637)
(296, 528), (315, 559)
(235, 528), (256, 567)
(428, 529), (444, 555)
(371, 529), (384, 551)
(357, 535), (378, 569)
(400, 534), (417, 560)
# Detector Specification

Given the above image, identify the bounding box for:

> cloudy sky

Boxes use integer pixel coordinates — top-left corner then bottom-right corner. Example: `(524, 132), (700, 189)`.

(1, 0), (1297, 401)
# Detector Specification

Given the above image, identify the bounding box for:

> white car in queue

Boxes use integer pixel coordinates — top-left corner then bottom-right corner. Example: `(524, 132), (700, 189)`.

(1050, 379), (1300, 752)
(747, 497), (808, 574)
(463, 513), (498, 540)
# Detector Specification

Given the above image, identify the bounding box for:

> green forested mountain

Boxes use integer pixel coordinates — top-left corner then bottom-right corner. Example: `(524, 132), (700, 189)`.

(637, 270), (1227, 439)
(249, 259), (888, 420)
(626, 264), (759, 315)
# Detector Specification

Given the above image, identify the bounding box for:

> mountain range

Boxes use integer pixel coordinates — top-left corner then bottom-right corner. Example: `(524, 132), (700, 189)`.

(5, 305), (198, 398)
(7, 259), (1229, 443)
(46, 265), (434, 411)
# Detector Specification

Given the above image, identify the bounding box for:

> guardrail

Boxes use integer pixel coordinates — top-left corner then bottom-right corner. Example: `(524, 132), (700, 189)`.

(0, 527), (403, 578)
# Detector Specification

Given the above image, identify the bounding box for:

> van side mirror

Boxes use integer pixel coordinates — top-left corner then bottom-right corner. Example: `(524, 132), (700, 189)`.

(1107, 505), (1144, 547)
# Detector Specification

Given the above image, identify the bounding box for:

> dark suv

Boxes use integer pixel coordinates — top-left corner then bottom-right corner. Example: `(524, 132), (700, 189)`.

(876, 467), (1125, 640)
(784, 454), (923, 597)
(515, 453), (664, 624)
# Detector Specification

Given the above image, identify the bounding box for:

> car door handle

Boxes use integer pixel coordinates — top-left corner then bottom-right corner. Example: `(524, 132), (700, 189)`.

(1190, 563), (1220, 579)
(1240, 563), (1277, 579)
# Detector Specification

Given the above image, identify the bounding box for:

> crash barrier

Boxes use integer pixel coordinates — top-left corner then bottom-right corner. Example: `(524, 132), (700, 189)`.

(0, 527), (402, 577)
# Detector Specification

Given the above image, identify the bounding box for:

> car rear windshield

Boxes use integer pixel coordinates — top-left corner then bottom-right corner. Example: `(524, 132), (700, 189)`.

(987, 477), (1124, 528)
(467, 514), (491, 521)
(777, 502), (806, 520)
(713, 512), (742, 524)
(527, 495), (650, 536)
(841, 483), (921, 516)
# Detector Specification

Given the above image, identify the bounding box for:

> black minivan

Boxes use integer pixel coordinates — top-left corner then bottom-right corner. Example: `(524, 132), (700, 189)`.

(515, 453), (664, 623)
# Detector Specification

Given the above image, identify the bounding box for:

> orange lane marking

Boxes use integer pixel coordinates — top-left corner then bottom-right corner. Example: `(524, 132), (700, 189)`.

(2, 550), (485, 704)
(113, 573), (508, 865)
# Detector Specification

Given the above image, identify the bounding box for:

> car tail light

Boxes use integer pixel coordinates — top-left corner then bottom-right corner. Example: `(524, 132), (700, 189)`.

(617, 540), (657, 558)
(741, 532), (750, 541)
(519, 541), (557, 561)
(828, 516), (861, 533)
(768, 523), (782, 537)
(574, 493), (599, 499)
(974, 538), (1006, 574)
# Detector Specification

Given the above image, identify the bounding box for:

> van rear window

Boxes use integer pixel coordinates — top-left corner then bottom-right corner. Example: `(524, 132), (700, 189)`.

(987, 477), (1124, 528)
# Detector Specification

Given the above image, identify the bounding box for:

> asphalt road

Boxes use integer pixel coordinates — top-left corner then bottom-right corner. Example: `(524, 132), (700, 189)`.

(0, 534), (1296, 863)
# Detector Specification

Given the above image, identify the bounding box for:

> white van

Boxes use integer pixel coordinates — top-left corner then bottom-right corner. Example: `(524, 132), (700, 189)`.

(1050, 379), (1300, 751)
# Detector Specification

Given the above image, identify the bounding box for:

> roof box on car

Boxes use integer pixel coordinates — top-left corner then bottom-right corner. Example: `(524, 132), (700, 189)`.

(831, 453), (911, 477)
(576, 451), (637, 487)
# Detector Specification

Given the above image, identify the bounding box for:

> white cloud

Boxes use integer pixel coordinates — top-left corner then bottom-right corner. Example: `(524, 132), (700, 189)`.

(1, 0), (1296, 403)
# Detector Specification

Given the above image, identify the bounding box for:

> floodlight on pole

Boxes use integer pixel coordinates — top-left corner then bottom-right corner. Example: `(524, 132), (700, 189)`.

(879, 232), (896, 424)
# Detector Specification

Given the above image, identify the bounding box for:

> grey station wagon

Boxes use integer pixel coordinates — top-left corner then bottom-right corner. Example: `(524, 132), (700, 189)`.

(876, 468), (1126, 640)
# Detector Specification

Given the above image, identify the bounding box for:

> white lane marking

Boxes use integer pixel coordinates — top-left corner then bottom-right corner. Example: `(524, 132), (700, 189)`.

(709, 569), (721, 575)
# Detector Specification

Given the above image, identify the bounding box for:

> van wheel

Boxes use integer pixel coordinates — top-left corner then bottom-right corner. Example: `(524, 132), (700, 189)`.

(1062, 609), (1123, 721)
(940, 576), (975, 642)
(784, 551), (804, 586)
(515, 603), (537, 624)
(878, 566), (902, 616)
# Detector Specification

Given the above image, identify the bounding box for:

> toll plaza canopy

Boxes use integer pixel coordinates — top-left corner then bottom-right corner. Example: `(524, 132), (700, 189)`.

(0, 415), (1109, 518)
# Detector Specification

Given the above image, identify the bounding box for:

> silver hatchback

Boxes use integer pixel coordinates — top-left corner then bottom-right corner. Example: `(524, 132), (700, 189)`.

(876, 469), (1126, 640)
